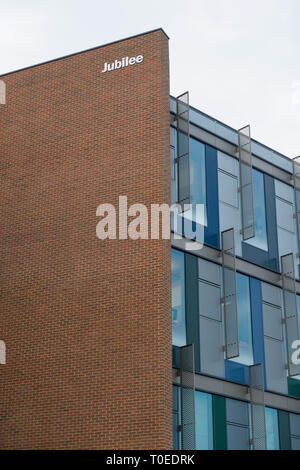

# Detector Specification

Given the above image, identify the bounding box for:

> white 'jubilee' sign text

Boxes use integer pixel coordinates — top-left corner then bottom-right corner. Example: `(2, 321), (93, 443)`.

(102, 55), (144, 73)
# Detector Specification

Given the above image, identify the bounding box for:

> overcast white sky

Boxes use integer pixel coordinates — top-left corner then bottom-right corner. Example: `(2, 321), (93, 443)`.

(1, 0), (299, 157)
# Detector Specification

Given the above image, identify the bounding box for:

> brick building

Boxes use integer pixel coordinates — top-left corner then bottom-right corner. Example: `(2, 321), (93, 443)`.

(1, 28), (300, 450)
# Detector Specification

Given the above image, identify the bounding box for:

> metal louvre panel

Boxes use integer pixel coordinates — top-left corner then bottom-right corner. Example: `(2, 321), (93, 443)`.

(293, 156), (300, 258)
(249, 364), (267, 450)
(221, 229), (239, 359)
(281, 253), (300, 376)
(176, 92), (190, 209)
(177, 114), (189, 136)
(238, 125), (255, 241)
(180, 344), (196, 450)
(177, 153), (190, 206)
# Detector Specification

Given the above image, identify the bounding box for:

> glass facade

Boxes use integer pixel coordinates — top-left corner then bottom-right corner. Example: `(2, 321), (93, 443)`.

(195, 391), (213, 450)
(171, 124), (299, 275)
(266, 408), (280, 450)
(245, 169), (268, 252)
(173, 388), (213, 450)
(173, 385), (299, 450)
(170, 120), (300, 450)
(172, 249), (186, 347)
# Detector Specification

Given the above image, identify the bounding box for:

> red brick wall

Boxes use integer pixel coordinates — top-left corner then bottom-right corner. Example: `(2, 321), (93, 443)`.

(0, 29), (171, 449)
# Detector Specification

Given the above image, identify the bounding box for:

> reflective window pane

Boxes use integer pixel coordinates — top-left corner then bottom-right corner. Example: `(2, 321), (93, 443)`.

(245, 169), (268, 252)
(266, 408), (280, 450)
(172, 249), (186, 347)
(195, 391), (213, 450)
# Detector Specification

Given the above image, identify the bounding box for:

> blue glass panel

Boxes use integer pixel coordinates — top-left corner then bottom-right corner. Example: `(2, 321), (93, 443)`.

(205, 145), (220, 248)
(195, 391), (213, 450)
(172, 249), (186, 347)
(225, 361), (249, 385)
(266, 408), (280, 450)
(250, 278), (267, 386)
(245, 169), (268, 252)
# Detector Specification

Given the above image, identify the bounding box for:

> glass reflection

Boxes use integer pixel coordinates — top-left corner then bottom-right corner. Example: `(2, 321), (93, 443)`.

(266, 408), (280, 450)
(195, 391), (213, 450)
(172, 249), (186, 347)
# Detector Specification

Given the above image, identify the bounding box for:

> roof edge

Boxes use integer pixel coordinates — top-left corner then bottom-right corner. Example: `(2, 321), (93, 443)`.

(0, 28), (169, 78)
(170, 95), (291, 164)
